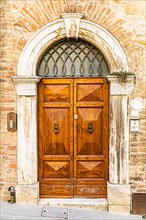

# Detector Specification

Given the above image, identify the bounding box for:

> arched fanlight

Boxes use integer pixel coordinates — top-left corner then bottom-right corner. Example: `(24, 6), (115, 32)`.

(38, 38), (109, 77)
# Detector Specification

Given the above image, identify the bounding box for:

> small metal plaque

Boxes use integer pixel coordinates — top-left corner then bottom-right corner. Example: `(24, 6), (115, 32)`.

(130, 119), (140, 133)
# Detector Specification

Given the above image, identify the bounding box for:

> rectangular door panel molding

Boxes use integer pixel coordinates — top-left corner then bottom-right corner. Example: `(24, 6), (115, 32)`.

(77, 83), (104, 102)
(40, 185), (73, 198)
(77, 107), (103, 156)
(74, 185), (107, 198)
(43, 108), (71, 156)
(77, 161), (106, 179)
(43, 84), (70, 103)
(43, 161), (71, 178)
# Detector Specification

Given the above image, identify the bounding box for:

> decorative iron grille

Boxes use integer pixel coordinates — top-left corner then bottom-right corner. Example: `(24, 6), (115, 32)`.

(37, 38), (109, 77)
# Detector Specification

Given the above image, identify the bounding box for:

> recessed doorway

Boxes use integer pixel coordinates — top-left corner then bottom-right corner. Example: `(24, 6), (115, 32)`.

(38, 78), (109, 198)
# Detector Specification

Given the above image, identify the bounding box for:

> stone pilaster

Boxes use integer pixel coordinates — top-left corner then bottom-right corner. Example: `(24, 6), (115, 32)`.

(106, 75), (135, 214)
(12, 76), (41, 204)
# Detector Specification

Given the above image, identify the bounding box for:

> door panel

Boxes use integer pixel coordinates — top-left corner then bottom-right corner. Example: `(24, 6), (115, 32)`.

(43, 108), (71, 155)
(38, 79), (73, 198)
(74, 79), (109, 198)
(77, 108), (102, 155)
(77, 161), (105, 178)
(74, 185), (107, 198)
(38, 78), (109, 198)
(77, 83), (104, 102)
(43, 84), (70, 103)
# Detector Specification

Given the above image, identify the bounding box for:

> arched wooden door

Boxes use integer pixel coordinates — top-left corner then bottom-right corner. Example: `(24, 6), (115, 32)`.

(38, 78), (109, 198)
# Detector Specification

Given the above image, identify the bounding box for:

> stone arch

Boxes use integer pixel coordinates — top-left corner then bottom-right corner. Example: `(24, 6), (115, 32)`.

(13, 14), (134, 210)
(17, 15), (128, 77)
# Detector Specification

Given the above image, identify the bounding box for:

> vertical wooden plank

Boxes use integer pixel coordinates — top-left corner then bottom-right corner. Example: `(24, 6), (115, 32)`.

(73, 79), (77, 195)
(69, 79), (74, 183)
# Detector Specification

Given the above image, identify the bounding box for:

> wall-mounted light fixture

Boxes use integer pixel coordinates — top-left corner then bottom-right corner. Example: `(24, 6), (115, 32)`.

(7, 112), (17, 132)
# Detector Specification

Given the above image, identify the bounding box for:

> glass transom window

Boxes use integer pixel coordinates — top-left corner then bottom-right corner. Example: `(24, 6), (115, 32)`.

(38, 38), (109, 78)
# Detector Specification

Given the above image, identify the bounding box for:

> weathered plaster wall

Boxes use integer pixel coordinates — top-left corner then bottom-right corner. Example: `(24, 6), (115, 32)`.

(0, 0), (145, 200)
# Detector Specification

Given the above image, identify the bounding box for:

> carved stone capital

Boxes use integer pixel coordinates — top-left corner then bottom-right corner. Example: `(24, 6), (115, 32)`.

(62, 13), (84, 39)
(106, 75), (135, 95)
(12, 76), (41, 96)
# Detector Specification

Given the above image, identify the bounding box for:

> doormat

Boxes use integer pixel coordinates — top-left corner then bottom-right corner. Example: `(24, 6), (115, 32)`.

(41, 206), (68, 219)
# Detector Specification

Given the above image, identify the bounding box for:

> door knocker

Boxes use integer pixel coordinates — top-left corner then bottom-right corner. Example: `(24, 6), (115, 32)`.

(87, 122), (94, 134)
(54, 122), (60, 134)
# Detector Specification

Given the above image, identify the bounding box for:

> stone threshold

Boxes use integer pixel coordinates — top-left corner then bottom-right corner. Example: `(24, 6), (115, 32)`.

(38, 198), (108, 211)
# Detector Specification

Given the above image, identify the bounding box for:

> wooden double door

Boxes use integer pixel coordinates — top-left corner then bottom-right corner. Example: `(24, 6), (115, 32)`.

(38, 78), (109, 198)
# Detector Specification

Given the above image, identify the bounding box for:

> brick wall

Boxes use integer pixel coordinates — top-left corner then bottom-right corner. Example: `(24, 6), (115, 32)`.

(0, 0), (145, 200)
(130, 111), (146, 193)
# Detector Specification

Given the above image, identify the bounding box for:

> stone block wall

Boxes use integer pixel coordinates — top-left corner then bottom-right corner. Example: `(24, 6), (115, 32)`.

(0, 0), (145, 200)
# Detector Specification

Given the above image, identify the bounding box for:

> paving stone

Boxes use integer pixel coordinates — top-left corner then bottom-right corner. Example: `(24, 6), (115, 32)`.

(1, 202), (43, 218)
(67, 208), (142, 220)
(1, 215), (62, 220)
(41, 206), (68, 219)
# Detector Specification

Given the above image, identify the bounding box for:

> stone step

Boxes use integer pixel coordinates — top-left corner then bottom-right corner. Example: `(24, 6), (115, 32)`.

(38, 198), (108, 211)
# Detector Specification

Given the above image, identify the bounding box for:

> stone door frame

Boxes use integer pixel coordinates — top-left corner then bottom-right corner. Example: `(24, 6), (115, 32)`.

(12, 14), (134, 213)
